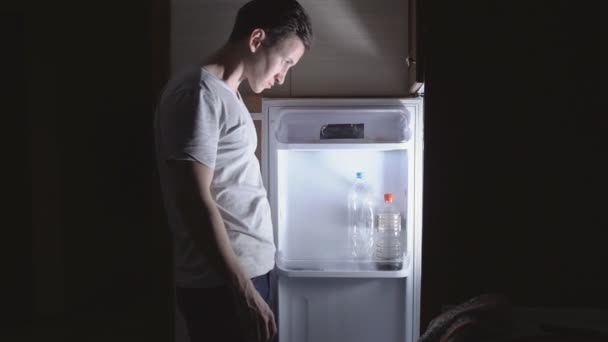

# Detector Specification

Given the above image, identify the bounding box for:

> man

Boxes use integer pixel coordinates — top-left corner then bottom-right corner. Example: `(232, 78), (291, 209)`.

(154, 1), (312, 341)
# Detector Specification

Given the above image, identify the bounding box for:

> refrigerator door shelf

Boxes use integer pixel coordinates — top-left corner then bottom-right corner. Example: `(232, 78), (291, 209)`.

(276, 141), (409, 151)
(276, 253), (410, 278)
(272, 106), (411, 145)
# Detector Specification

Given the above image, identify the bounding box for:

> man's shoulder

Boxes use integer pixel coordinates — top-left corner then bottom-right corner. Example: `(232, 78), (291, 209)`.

(198, 70), (235, 102)
(161, 66), (221, 103)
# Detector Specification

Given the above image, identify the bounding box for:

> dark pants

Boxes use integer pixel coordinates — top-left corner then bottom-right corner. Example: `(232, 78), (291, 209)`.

(176, 272), (272, 342)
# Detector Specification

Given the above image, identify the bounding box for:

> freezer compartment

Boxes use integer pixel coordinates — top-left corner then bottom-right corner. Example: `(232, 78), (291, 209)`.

(278, 277), (407, 342)
(275, 149), (410, 263)
(272, 106), (411, 144)
(276, 252), (410, 278)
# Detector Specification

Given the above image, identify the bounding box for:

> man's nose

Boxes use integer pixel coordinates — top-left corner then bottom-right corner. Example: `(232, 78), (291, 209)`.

(275, 72), (286, 85)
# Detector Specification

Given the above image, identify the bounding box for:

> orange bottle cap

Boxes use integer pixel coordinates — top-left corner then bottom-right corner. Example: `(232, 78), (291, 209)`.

(384, 193), (394, 202)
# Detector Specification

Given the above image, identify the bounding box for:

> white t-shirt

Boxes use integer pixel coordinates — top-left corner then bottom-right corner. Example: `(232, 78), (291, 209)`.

(154, 66), (275, 288)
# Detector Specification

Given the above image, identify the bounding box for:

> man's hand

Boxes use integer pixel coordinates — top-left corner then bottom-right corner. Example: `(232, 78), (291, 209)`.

(234, 281), (277, 342)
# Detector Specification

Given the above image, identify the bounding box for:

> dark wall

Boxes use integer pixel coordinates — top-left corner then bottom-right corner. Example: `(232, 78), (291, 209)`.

(421, 0), (605, 327)
(1, 10), (30, 328)
(24, 1), (172, 340)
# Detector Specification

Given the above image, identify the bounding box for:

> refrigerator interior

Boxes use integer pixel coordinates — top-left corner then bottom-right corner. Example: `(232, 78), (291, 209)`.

(266, 99), (422, 342)
(275, 148), (410, 271)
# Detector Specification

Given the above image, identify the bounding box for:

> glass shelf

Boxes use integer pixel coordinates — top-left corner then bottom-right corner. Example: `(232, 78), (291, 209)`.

(276, 253), (410, 278)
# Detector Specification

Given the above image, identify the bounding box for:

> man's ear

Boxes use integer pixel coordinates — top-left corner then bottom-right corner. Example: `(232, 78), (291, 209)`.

(249, 28), (266, 53)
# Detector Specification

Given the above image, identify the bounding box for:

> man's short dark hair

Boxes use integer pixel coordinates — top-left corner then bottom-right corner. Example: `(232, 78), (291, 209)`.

(228, 0), (313, 49)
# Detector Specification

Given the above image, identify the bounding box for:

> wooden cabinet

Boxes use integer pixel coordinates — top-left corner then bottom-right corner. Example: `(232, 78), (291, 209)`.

(289, 0), (410, 96)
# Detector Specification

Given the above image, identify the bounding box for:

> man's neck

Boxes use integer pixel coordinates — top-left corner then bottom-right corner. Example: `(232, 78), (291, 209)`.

(203, 43), (247, 93)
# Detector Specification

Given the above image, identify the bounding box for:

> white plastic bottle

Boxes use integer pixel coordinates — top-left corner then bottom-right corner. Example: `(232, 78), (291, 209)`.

(348, 172), (375, 260)
(375, 193), (403, 270)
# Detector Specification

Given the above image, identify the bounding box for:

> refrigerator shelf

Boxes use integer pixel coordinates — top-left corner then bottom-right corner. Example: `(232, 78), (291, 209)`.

(276, 141), (409, 151)
(276, 254), (410, 278)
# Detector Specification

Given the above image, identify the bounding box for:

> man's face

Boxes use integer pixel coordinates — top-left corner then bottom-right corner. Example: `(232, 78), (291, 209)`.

(247, 34), (306, 93)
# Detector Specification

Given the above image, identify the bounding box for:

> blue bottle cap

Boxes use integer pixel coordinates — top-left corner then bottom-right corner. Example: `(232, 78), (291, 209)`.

(356, 171), (365, 179)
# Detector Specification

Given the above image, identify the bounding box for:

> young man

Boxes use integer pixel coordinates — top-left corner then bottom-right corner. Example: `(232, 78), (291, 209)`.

(154, 1), (312, 341)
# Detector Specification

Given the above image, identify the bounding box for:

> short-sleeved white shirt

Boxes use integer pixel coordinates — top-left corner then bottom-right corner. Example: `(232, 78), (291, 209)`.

(154, 66), (275, 288)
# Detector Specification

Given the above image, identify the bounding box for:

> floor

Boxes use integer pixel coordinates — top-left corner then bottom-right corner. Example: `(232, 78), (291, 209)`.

(5, 306), (606, 342)
(2, 311), (172, 342)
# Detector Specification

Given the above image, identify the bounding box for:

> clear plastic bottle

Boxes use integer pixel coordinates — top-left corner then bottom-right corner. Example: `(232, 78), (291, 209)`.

(348, 172), (375, 260)
(375, 193), (403, 270)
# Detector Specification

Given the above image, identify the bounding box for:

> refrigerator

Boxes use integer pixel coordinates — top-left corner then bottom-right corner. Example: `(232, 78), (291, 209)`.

(261, 98), (424, 342)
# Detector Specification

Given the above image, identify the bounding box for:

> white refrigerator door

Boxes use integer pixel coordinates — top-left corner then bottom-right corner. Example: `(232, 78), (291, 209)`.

(264, 98), (423, 342)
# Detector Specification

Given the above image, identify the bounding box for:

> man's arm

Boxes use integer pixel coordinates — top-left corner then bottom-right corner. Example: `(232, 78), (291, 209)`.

(170, 160), (276, 341)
